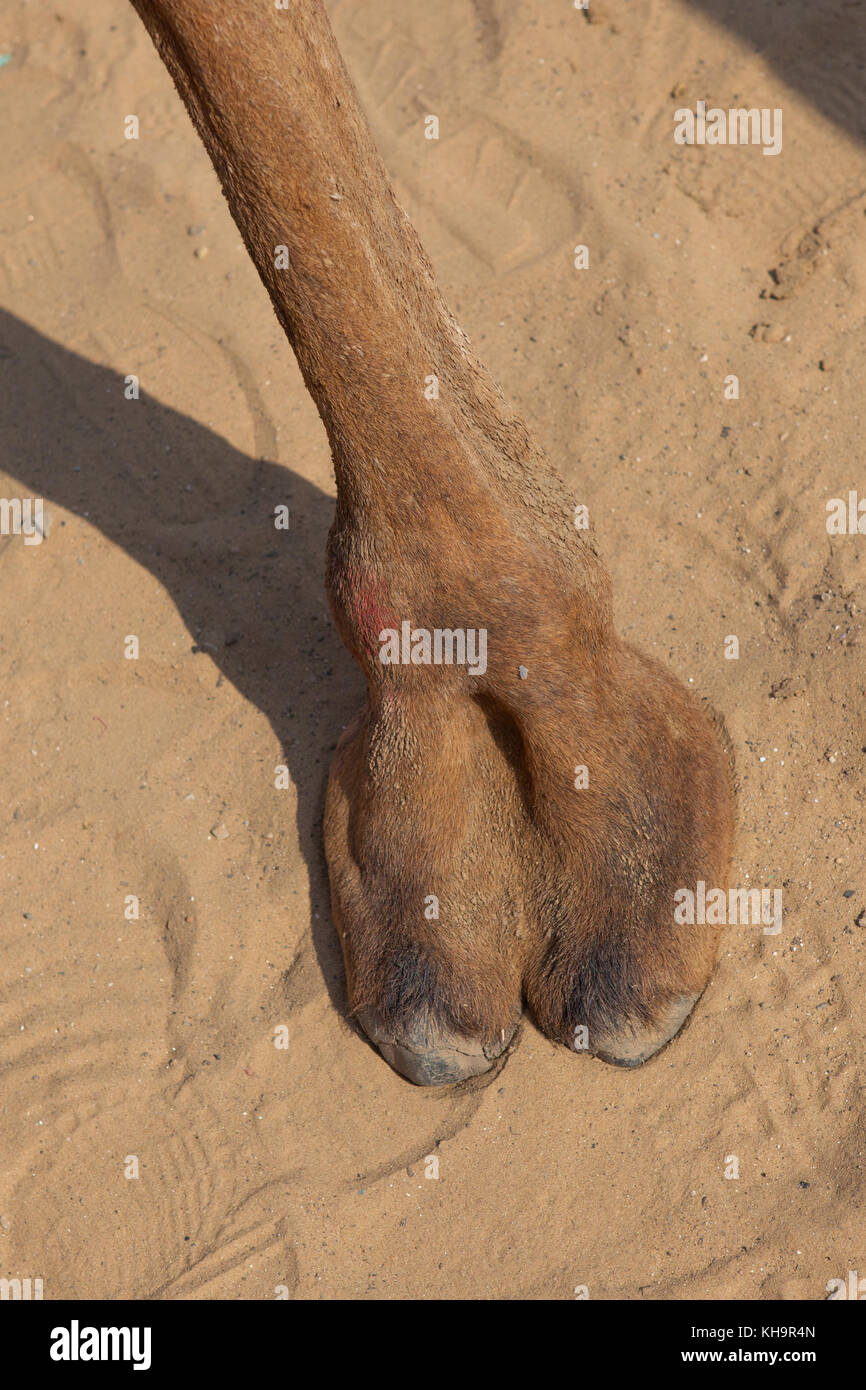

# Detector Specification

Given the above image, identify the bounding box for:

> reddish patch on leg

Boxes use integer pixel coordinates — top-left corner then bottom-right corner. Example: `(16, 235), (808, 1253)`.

(339, 567), (401, 663)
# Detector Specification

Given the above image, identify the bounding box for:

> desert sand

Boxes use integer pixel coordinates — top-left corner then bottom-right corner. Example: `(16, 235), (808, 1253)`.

(1, 0), (864, 1299)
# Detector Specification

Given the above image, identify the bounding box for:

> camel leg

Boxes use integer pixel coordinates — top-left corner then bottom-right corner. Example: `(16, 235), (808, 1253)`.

(127, 0), (735, 1083)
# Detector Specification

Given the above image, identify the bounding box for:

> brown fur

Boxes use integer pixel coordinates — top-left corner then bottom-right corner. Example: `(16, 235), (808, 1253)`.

(128, 0), (735, 1082)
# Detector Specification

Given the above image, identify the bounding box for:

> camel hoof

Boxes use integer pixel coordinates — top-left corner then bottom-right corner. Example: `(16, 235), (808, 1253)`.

(591, 993), (701, 1068)
(357, 1008), (516, 1086)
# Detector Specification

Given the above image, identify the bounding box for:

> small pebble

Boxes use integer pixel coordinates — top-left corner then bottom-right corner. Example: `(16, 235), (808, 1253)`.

(518, 665), (528, 680)
(210, 823), (229, 840)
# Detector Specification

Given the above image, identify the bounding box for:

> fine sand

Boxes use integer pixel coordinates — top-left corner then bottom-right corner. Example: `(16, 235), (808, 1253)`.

(1, 0), (864, 1299)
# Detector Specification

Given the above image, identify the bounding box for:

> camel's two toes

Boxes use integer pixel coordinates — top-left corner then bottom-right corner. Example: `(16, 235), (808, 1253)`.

(129, 0), (735, 1084)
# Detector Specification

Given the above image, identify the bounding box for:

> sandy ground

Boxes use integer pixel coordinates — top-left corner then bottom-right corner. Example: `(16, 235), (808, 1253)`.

(1, 0), (865, 1300)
